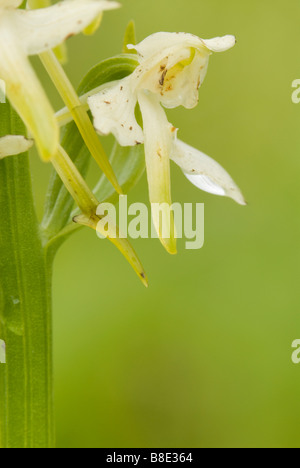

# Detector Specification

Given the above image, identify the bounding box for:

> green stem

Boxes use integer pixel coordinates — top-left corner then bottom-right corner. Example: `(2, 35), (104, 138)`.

(39, 50), (122, 195)
(52, 145), (99, 215)
(0, 103), (54, 448)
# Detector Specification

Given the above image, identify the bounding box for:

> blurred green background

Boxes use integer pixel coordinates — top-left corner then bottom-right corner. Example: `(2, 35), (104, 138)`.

(31, 0), (300, 448)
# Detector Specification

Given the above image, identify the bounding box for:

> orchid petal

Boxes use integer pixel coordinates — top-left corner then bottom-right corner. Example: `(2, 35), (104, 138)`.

(135, 45), (192, 92)
(0, 27), (58, 160)
(0, 0), (22, 8)
(0, 135), (33, 159)
(14, 0), (120, 55)
(128, 32), (235, 109)
(88, 78), (144, 147)
(83, 12), (103, 35)
(135, 46), (203, 109)
(201, 36), (236, 53)
(128, 32), (235, 60)
(138, 91), (177, 254)
(171, 139), (246, 205)
(159, 50), (209, 109)
(128, 32), (202, 59)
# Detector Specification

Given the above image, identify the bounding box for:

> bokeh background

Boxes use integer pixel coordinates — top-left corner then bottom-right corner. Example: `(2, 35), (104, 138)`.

(31, 0), (300, 448)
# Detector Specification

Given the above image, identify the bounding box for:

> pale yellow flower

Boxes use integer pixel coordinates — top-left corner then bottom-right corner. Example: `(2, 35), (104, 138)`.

(88, 32), (245, 253)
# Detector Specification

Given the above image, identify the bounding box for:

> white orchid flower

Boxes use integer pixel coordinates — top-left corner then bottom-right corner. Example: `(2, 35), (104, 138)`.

(0, 134), (33, 159)
(0, 0), (119, 161)
(88, 32), (245, 254)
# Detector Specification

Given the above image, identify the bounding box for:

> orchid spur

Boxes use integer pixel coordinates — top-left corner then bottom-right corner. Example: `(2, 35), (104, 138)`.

(88, 32), (246, 254)
(0, 0), (119, 161)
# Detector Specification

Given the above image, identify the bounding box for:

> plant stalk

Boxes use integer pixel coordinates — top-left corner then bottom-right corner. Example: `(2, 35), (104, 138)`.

(0, 103), (54, 448)
(39, 50), (122, 195)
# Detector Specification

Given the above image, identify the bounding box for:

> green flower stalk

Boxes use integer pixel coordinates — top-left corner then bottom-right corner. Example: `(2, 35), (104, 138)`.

(39, 50), (123, 194)
(0, 102), (54, 448)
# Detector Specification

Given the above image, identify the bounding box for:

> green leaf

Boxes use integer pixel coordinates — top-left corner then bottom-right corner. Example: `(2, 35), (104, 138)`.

(79, 54), (139, 96)
(122, 20), (137, 54)
(94, 142), (144, 205)
(42, 54), (141, 244)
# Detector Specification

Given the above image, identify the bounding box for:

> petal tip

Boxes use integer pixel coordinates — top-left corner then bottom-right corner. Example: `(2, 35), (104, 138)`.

(140, 271), (149, 288)
(228, 189), (247, 206)
(202, 35), (237, 52)
(237, 198), (247, 206)
(104, 1), (121, 10)
(160, 237), (177, 255)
